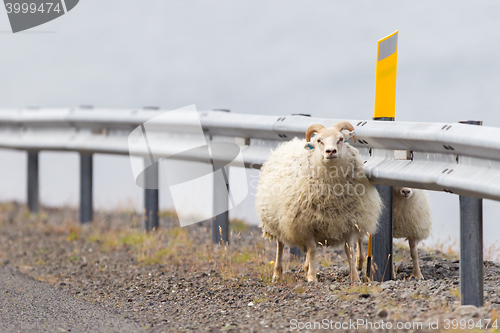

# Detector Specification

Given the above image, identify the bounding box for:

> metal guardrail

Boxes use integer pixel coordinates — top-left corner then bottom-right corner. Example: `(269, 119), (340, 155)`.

(0, 107), (497, 307)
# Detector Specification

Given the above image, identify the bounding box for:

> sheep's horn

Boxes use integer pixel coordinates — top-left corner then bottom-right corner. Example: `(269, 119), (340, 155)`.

(306, 124), (325, 142)
(334, 121), (356, 142)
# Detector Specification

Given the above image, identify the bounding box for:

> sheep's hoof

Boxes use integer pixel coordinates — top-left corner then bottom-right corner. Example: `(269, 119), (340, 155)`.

(272, 268), (283, 282)
(350, 275), (361, 284)
(362, 275), (370, 283)
(412, 273), (424, 280)
(306, 275), (317, 283)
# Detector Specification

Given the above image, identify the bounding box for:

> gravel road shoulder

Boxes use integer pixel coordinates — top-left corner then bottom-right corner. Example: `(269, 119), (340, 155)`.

(0, 265), (143, 333)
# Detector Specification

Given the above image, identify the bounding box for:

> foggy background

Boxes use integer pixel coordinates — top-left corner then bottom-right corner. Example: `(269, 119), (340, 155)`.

(0, 1), (500, 251)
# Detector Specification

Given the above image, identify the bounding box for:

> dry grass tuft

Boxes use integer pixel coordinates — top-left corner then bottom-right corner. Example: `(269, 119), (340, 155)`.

(485, 240), (500, 263)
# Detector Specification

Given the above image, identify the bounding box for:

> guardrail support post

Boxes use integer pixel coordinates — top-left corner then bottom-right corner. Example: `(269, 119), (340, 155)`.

(79, 153), (93, 223)
(371, 116), (394, 282)
(27, 151), (39, 213)
(212, 166), (229, 244)
(372, 185), (393, 281)
(144, 162), (159, 232)
(459, 196), (483, 306)
(458, 120), (483, 307)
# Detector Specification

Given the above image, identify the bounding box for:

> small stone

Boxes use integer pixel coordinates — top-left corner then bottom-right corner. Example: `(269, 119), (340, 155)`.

(400, 292), (412, 299)
(455, 305), (478, 316)
(360, 293), (370, 299)
(421, 256), (433, 262)
(329, 284), (340, 291)
(377, 309), (388, 318)
(248, 302), (254, 307)
(380, 280), (396, 289)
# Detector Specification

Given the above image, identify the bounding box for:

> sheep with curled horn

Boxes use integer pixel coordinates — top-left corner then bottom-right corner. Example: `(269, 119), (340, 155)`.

(256, 121), (382, 283)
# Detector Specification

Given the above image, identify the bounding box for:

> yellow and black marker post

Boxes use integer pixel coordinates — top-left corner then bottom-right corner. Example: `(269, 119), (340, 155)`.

(374, 30), (398, 121)
(370, 31), (398, 281)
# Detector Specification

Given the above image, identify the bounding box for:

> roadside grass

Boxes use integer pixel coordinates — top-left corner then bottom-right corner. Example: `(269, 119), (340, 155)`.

(293, 285), (305, 294)
(411, 291), (430, 300)
(425, 236), (459, 261)
(485, 240), (500, 263)
(79, 214), (282, 282)
(67, 255), (79, 262)
(252, 296), (267, 304)
(6, 202), (500, 299)
(66, 226), (80, 242)
(336, 283), (380, 301)
(318, 242), (332, 267)
(230, 218), (249, 232)
(450, 287), (460, 299)
(393, 240), (409, 263)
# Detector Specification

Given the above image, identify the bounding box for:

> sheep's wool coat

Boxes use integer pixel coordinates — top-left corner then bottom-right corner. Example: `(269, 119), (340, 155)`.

(256, 138), (382, 251)
(393, 189), (432, 241)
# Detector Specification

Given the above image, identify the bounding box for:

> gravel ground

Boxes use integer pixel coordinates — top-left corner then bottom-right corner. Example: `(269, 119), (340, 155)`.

(0, 266), (143, 333)
(1, 202), (500, 332)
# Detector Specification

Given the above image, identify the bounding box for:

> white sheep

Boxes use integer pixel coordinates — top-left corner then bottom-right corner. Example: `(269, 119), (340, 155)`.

(256, 122), (382, 283)
(393, 187), (432, 280)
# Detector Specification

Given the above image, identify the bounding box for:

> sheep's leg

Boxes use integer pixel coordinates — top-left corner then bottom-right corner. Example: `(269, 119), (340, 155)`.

(409, 238), (424, 280)
(272, 241), (284, 281)
(305, 238), (317, 282)
(303, 255), (309, 277)
(356, 236), (364, 271)
(344, 235), (361, 283)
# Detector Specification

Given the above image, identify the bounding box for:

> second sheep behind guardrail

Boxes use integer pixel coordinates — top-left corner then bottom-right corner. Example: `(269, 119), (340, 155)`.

(393, 187), (433, 280)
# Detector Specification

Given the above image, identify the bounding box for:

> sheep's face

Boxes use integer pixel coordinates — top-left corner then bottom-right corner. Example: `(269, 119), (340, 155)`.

(397, 187), (413, 199)
(305, 122), (356, 163)
(312, 128), (349, 161)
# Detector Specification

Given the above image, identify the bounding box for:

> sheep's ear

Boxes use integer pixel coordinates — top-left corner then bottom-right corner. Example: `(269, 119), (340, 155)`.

(343, 129), (356, 142)
(304, 142), (315, 150)
(335, 121), (356, 142)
